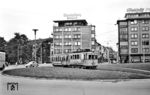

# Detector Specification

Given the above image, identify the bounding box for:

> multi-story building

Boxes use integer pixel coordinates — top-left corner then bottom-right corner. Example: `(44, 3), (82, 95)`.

(117, 9), (150, 63)
(51, 19), (96, 60)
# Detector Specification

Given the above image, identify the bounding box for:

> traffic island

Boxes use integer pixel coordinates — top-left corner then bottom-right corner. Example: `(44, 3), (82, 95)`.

(2, 66), (150, 80)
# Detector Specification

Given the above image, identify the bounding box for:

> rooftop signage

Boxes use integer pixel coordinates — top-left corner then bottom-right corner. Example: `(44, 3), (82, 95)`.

(64, 13), (81, 20)
(127, 8), (150, 13)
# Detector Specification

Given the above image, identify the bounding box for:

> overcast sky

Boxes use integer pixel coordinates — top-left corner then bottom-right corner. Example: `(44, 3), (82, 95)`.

(0, 0), (150, 51)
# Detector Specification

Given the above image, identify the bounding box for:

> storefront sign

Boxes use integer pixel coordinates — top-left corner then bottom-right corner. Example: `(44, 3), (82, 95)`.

(64, 13), (81, 20)
(127, 8), (150, 13)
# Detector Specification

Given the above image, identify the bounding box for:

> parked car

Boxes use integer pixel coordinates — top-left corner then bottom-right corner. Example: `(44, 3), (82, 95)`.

(25, 61), (39, 68)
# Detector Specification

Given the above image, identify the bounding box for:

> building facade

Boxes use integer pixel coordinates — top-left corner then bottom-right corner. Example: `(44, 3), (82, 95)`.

(117, 11), (150, 63)
(51, 19), (96, 60)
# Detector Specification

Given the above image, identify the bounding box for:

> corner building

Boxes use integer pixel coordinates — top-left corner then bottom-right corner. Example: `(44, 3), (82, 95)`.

(117, 11), (150, 63)
(52, 19), (96, 59)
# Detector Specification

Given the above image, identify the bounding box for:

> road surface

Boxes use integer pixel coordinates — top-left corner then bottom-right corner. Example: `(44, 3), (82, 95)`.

(0, 65), (150, 95)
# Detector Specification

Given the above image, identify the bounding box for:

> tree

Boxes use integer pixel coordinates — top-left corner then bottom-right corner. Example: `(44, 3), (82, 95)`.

(0, 37), (7, 52)
(6, 33), (29, 64)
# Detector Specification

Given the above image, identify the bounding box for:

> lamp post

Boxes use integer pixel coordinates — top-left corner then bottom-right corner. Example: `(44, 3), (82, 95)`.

(32, 29), (38, 62)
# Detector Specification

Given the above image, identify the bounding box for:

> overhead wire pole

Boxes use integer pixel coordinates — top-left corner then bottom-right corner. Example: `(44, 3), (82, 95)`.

(33, 29), (38, 62)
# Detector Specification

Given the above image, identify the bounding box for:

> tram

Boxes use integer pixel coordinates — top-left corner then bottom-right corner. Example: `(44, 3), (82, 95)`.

(52, 51), (98, 69)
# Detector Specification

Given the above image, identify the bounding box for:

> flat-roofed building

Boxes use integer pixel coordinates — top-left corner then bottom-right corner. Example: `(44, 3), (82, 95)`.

(51, 19), (96, 60)
(117, 9), (150, 63)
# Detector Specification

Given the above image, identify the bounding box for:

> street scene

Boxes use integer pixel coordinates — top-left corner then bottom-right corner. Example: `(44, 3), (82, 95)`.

(1, 0), (150, 95)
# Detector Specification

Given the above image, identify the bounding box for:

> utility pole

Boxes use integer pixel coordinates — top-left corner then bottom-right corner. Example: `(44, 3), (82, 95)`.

(17, 44), (19, 65)
(33, 29), (38, 62)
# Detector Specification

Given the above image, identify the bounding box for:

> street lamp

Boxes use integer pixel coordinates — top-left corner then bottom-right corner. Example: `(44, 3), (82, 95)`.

(32, 29), (38, 62)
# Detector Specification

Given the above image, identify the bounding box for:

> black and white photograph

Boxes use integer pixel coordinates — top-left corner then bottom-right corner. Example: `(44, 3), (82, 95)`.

(0, 0), (150, 95)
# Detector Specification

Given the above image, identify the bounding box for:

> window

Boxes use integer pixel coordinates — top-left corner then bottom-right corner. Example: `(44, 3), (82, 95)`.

(91, 34), (95, 38)
(120, 35), (128, 41)
(64, 42), (71, 46)
(64, 35), (71, 38)
(131, 27), (138, 32)
(142, 26), (149, 31)
(120, 28), (127, 33)
(65, 28), (68, 31)
(68, 28), (71, 31)
(142, 41), (149, 45)
(131, 20), (137, 24)
(59, 28), (63, 31)
(75, 41), (81, 46)
(142, 48), (149, 53)
(55, 42), (62, 46)
(74, 34), (81, 38)
(68, 42), (71, 45)
(92, 41), (95, 45)
(120, 45), (128, 49)
(68, 35), (71, 38)
(142, 20), (149, 24)
(91, 26), (95, 31)
(77, 27), (81, 31)
(131, 41), (138, 46)
(142, 34), (149, 38)
(74, 27), (77, 31)
(55, 28), (59, 32)
(131, 34), (138, 39)
(64, 35), (68, 38)
(55, 35), (62, 39)
(131, 48), (138, 53)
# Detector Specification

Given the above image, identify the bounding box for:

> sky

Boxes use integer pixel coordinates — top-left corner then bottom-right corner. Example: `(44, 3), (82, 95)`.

(0, 0), (150, 51)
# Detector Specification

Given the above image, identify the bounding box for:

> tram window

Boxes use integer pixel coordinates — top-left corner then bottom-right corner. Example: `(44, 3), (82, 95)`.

(75, 55), (77, 59)
(91, 55), (94, 59)
(57, 57), (59, 61)
(89, 55), (92, 59)
(66, 56), (69, 61)
(77, 55), (79, 59)
(84, 54), (86, 59)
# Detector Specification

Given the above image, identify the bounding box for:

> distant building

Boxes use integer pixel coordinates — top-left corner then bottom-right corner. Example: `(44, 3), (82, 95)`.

(117, 9), (150, 63)
(51, 19), (96, 60)
(28, 38), (53, 63)
(95, 41), (117, 63)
